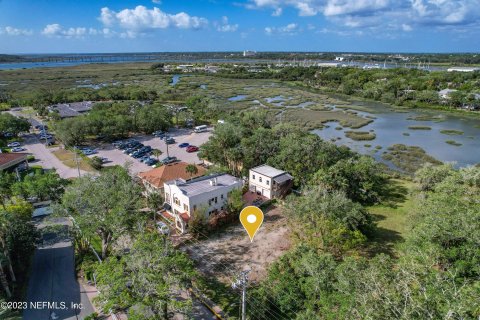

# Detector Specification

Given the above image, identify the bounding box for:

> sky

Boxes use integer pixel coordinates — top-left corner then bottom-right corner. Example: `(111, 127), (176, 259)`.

(0, 0), (479, 53)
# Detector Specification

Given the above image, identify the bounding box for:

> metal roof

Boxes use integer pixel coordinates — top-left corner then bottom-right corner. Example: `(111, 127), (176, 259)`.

(166, 174), (241, 197)
(250, 165), (286, 178)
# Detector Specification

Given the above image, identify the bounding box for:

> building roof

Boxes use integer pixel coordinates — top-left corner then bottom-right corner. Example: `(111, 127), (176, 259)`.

(273, 173), (294, 184)
(138, 162), (206, 188)
(0, 152), (28, 170)
(250, 164), (287, 178)
(166, 174), (241, 197)
(48, 101), (93, 118)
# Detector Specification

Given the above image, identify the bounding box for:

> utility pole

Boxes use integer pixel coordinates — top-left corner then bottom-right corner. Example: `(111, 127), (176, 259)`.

(73, 146), (81, 177)
(232, 270), (250, 320)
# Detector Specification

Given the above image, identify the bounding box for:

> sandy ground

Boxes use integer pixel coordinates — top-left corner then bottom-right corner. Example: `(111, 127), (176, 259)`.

(183, 206), (290, 282)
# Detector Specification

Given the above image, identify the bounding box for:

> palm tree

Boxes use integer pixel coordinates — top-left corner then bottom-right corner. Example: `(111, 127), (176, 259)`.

(152, 149), (162, 162)
(185, 164), (199, 179)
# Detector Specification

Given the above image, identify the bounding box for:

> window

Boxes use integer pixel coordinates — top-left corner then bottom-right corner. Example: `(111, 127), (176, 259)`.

(266, 180), (270, 186)
(165, 193), (170, 203)
(215, 197), (218, 204)
(259, 177), (262, 183)
(183, 204), (189, 212)
(221, 194), (224, 199)
(252, 174), (255, 180)
(174, 197), (180, 206)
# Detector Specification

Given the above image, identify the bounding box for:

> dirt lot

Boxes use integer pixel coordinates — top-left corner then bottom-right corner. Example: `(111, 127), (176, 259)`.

(183, 206), (291, 282)
(92, 128), (212, 175)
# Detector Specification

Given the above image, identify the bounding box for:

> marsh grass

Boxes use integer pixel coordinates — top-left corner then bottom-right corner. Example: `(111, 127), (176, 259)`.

(408, 125), (432, 130)
(440, 129), (464, 135)
(345, 131), (377, 141)
(445, 140), (462, 146)
(382, 144), (442, 174)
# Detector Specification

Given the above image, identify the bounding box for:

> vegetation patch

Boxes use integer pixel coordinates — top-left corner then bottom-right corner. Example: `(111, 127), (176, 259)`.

(52, 148), (95, 172)
(440, 129), (464, 135)
(408, 125), (432, 130)
(345, 131), (376, 141)
(281, 109), (373, 130)
(445, 140), (462, 146)
(382, 144), (442, 174)
(407, 114), (445, 122)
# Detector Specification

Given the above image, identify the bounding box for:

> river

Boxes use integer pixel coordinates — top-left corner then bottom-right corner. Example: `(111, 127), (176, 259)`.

(312, 103), (480, 167)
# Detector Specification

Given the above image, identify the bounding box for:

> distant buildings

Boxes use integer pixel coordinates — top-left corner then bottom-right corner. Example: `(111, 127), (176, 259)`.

(163, 174), (243, 233)
(317, 62), (340, 68)
(447, 67), (480, 72)
(243, 50), (256, 57)
(335, 57), (345, 62)
(248, 165), (293, 199)
(48, 101), (93, 118)
(438, 89), (458, 99)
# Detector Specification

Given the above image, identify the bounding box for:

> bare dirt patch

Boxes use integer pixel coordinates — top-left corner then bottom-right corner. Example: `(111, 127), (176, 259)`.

(183, 206), (290, 283)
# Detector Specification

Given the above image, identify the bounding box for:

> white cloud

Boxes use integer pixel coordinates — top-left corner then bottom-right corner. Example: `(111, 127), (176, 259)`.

(0, 26), (33, 36)
(99, 6), (208, 32)
(41, 24), (87, 38)
(216, 16), (239, 32)
(265, 23), (300, 35)
(272, 7), (283, 16)
(402, 23), (413, 31)
(152, 0), (161, 3)
(248, 0), (480, 32)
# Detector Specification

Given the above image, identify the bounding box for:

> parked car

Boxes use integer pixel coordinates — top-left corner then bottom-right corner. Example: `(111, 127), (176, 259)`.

(7, 142), (21, 147)
(3, 132), (14, 138)
(156, 221), (170, 235)
(153, 131), (165, 137)
(186, 146), (199, 152)
(82, 149), (97, 155)
(145, 158), (159, 166)
(139, 155), (151, 162)
(11, 147), (26, 152)
(161, 156), (178, 164)
(165, 137), (175, 144)
(178, 142), (189, 148)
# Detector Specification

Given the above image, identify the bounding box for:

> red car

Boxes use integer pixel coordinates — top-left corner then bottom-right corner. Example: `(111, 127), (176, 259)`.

(186, 146), (199, 152)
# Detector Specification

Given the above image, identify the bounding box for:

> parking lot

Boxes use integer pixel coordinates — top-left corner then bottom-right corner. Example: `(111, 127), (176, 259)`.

(94, 128), (212, 175)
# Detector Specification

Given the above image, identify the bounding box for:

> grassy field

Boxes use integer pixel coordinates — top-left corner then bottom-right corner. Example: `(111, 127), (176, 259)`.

(367, 179), (416, 256)
(51, 149), (95, 172)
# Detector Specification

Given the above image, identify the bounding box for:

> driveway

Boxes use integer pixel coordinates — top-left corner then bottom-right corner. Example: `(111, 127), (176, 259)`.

(94, 128), (212, 175)
(21, 133), (88, 179)
(23, 216), (95, 320)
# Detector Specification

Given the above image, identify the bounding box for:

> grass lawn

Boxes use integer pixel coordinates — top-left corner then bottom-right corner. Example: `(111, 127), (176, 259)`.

(366, 179), (417, 257)
(51, 149), (95, 172)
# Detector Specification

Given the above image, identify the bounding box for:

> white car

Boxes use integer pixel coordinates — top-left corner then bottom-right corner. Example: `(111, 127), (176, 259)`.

(7, 142), (21, 147)
(156, 222), (170, 235)
(11, 147), (26, 152)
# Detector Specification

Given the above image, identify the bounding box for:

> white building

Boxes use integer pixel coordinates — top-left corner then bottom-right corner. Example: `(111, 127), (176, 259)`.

(438, 89), (458, 99)
(243, 50), (256, 57)
(163, 174), (243, 233)
(248, 165), (293, 199)
(447, 67), (480, 72)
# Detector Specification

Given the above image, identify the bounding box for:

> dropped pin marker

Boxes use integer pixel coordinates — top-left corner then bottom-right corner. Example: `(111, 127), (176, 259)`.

(239, 206), (264, 242)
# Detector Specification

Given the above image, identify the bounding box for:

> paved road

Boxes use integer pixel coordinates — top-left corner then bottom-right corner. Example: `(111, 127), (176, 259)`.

(21, 133), (88, 179)
(7, 110), (86, 179)
(23, 217), (95, 320)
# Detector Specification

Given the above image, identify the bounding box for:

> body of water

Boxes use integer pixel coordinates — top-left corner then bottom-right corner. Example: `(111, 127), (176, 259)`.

(312, 104), (480, 167)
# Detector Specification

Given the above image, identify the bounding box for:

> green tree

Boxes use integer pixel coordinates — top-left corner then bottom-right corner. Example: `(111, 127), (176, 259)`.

(185, 163), (198, 179)
(60, 167), (143, 259)
(0, 113), (30, 136)
(311, 156), (386, 204)
(152, 149), (162, 162)
(11, 171), (67, 201)
(284, 187), (372, 255)
(95, 232), (196, 319)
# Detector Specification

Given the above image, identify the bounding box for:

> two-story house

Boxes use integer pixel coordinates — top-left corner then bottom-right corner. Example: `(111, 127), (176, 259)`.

(248, 164), (293, 199)
(163, 174), (243, 233)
